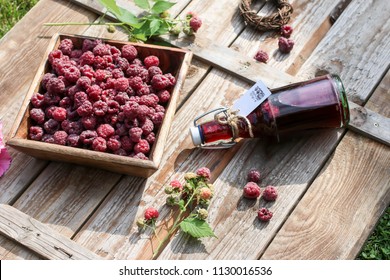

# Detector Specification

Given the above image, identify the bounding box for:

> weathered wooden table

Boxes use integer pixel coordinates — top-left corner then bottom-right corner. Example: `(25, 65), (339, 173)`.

(0, 0), (389, 260)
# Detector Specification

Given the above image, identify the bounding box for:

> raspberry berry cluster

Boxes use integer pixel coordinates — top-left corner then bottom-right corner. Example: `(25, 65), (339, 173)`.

(29, 38), (177, 160)
(242, 168), (278, 222)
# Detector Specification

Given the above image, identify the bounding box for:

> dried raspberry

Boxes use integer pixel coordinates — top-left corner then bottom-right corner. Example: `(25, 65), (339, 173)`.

(63, 65), (80, 83)
(115, 77), (129, 92)
(164, 73), (176, 87)
(86, 85), (102, 101)
(79, 130), (98, 145)
(53, 130), (68, 145)
(129, 76), (144, 91)
(43, 119), (60, 134)
(196, 167), (211, 180)
(278, 37), (294, 53)
(257, 207), (273, 222)
(68, 121), (83, 135)
(81, 116), (97, 130)
(189, 17), (202, 32)
(59, 39), (73, 56)
(254, 49), (269, 63)
(148, 66), (163, 77)
(134, 139), (150, 154)
(151, 112), (165, 126)
(120, 136), (133, 152)
(151, 74), (170, 90)
(145, 132), (156, 145)
(92, 136), (107, 152)
(45, 106), (56, 119)
(43, 93), (61, 106)
(76, 101), (93, 117)
(97, 124), (115, 139)
(262, 186), (278, 202)
(121, 44), (138, 61)
(107, 137), (121, 151)
(29, 126), (44, 141)
(79, 51), (95, 66)
(31, 93), (45, 108)
(144, 55), (159, 68)
(93, 43), (111, 57)
(93, 100), (108, 116)
(129, 127), (143, 143)
(280, 25), (293, 38)
(42, 134), (55, 143)
(52, 107), (67, 122)
(144, 207), (159, 220)
(247, 168), (261, 183)
(243, 182), (261, 199)
(73, 91), (88, 108)
(59, 97), (73, 108)
(67, 134), (80, 147)
(66, 109), (80, 122)
(157, 90), (170, 103)
(46, 78), (65, 94)
(30, 108), (45, 124)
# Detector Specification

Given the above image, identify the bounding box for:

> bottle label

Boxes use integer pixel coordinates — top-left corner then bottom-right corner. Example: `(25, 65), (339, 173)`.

(232, 80), (272, 116)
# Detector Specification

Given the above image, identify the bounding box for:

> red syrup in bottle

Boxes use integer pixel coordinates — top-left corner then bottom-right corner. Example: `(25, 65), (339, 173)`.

(190, 74), (350, 147)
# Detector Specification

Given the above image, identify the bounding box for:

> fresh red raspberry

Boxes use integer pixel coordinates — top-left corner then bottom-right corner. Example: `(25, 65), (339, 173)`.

(111, 68), (124, 79)
(278, 37), (294, 53)
(92, 136), (107, 152)
(144, 55), (159, 68)
(95, 69), (110, 81)
(93, 43), (111, 57)
(42, 134), (55, 143)
(42, 73), (56, 90)
(121, 44), (138, 61)
(151, 112), (165, 126)
(30, 108), (45, 124)
(94, 56), (108, 69)
(85, 85), (101, 101)
(43, 119), (60, 134)
(81, 116), (97, 130)
(29, 126), (44, 141)
(148, 66), (163, 77)
(141, 118), (154, 136)
(132, 58), (143, 66)
(107, 137), (121, 151)
(262, 186), (278, 202)
(53, 130), (68, 145)
(52, 107), (67, 122)
(189, 17), (202, 32)
(254, 49), (269, 63)
(145, 132), (156, 145)
(70, 49), (83, 59)
(68, 120), (83, 135)
(243, 182), (261, 199)
(107, 100), (120, 114)
(122, 102), (139, 119)
(114, 148), (127, 156)
(115, 57), (129, 71)
(129, 127), (143, 142)
(79, 51), (95, 66)
(46, 78), (65, 94)
(31, 93), (45, 108)
(139, 94), (158, 107)
(59, 97), (73, 108)
(115, 77), (130, 92)
(247, 168), (261, 183)
(164, 73), (176, 87)
(73, 91), (88, 108)
(67, 134), (80, 147)
(76, 101), (93, 117)
(157, 90), (170, 103)
(136, 84), (150, 96)
(126, 64), (143, 77)
(170, 179), (183, 191)
(80, 65), (95, 79)
(45, 106), (56, 119)
(132, 152), (148, 160)
(82, 39), (101, 52)
(138, 68), (150, 83)
(129, 76), (144, 91)
(93, 100), (108, 116)
(196, 167), (211, 180)
(48, 50), (63, 64)
(63, 65), (81, 83)
(137, 105), (151, 121)
(144, 207), (159, 220)
(114, 92), (130, 105)
(257, 208), (273, 222)
(79, 130), (98, 145)
(199, 187), (212, 200)
(155, 104), (165, 113)
(104, 78), (116, 90)
(120, 136), (133, 152)
(280, 25), (293, 38)
(134, 139), (150, 154)
(58, 39), (73, 56)
(151, 74), (171, 90)
(43, 93), (61, 106)
(97, 124), (115, 139)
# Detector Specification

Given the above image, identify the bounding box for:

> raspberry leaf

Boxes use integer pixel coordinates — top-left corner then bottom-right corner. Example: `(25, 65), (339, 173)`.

(151, 1), (175, 14)
(149, 18), (161, 36)
(180, 217), (217, 238)
(134, 0), (150, 10)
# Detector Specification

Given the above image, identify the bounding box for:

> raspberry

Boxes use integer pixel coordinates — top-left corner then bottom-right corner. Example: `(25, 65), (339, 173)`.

(82, 39), (101, 52)
(59, 39), (73, 56)
(70, 49), (83, 59)
(278, 37), (294, 53)
(120, 136), (133, 151)
(66, 109), (80, 122)
(144, 207), (159, 220)
(139, 94), (158, 107)
(92, 136), (107, 152)
(170, 179), (183, 191)
(67, 85), (81, 99)
(157, 90), (170, 103)
(254, 49), (269, 63)
(144, 55), (159, 68)
(145, 132), (156, 144)
(280, 25), (293, 38)
(93, 100), (108, 116)
(81, 116), (97, 130)
(164, 73), (176, 87)
(42, 134), (55, 143)
(43, 93), (61, 106)
(137, 105), (151, 121)
(93, 43), (111, 57)
(121, 44), (138, 61)
(148, 66), (163, 77)
(52, 107), (67, 122)
(30, 108), (45, 124)
(31, 93), (45, 108)
(151, 74), (170, 90)
(79, 51), (95, 66)
(134, 139), (150, 154)
(53, 130), (68, 145)
(97, 124), (115, 139)
(243, 182), (261, 199)
(247, 168), (261, 183)
(63, 65), (81, 83)
(59, 97), (72, 108)
(95, 69), (110, 81)
(189, 17), (202, 32)
(132, 152), (148, 160)
(79, 130), (98, 145)
(114, 149), (127, 156)
(199, 187), (212, 200)
(155, 104), (165, 113)
(196, 167), (211, 180)
(48, 50), (63, 64)
(67, 134), (80, 147)
(29, 126), (44, 141)
(137, 85), (150, 96)
(262, 186), (278, 201)
(80, 65), (95, 79)
(45, 106), (56, 119)
(115, 77), (129, 91)
(68, 121), (83, 135)
(129, 76), (144, 91)
(76, 101), (93, 117)
(107, 137), (121, 151)
(129, 127), (143, 142)
(107, 100), (120, 114)
(87, 85), (102, 101)
(115, 57), (129, 71)
(151, 112), (165, 126)
(43, 119), (60, 134)
(42, 73), (56, 90)
(73, 91), (88, 108)
(122, 102), (139, 119)
(111, 68), (124, 79)
(46, 78), (65, 94)
(114, 92), (130, 105)
(141, 118), (154, 136)
(257, 208), (273, 222)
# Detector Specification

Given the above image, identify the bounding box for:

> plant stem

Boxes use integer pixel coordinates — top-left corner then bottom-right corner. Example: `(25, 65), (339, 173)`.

(43, 22), (125, 26)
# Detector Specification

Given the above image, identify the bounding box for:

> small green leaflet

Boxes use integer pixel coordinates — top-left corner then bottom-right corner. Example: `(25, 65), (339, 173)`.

(149, 19), (161, 36)
(99, 0), (142, 27)
(180, 217), (217, 238)
(151, 1), (176, 14)
(134, 0), (150, 10)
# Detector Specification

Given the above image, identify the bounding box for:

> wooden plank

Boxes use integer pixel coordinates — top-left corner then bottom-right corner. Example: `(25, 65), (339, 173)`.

(262, 70), (390, 259)
(0, 204), (102, 260)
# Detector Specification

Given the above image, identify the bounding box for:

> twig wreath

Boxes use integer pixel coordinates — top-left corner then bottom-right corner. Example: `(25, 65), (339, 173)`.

(239, 0), (293, 31)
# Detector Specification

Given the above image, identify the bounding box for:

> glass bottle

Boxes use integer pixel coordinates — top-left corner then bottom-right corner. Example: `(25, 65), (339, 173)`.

(190, 74), (350, 148)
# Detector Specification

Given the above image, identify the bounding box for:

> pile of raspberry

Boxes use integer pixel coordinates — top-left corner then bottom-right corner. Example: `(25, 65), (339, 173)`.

(28, 38), (177, 160)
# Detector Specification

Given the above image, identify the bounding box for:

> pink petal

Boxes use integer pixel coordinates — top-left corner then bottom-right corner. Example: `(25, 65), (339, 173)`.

(0, 148), (12, 177)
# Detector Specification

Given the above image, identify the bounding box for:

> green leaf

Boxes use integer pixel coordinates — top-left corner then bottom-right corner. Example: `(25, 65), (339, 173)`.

(151, 1), (176, 14)
(117, 6), (143, 27)
(180, 217), (217, 238)
(132, 32), (147, 41)
(99, 0), (122, 15)
(149, 18), (161, 36)
(134, 0), (150, 10)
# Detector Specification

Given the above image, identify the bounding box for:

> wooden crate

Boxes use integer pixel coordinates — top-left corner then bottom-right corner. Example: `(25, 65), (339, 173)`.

(7, 33), (193, 177)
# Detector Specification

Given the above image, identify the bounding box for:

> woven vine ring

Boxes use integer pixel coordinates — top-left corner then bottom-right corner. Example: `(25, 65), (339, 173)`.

(239, 0), (293, 31)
